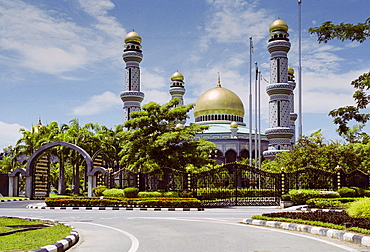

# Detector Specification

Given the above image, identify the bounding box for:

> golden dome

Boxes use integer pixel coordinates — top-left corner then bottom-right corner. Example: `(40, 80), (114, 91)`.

(230, 121), (238, 128)
(194, 85), (245, 118)
(124, 31), (142, 44)
(171, 71), (184, 81)
(269, 19), (289, 33)
(288, 66), (294, 75)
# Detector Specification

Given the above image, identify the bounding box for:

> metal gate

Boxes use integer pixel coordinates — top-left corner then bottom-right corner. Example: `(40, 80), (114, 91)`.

(193, 163), (281, 207)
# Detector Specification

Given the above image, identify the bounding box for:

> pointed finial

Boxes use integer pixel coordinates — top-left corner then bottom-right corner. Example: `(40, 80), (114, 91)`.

(217, 72), (221, 87)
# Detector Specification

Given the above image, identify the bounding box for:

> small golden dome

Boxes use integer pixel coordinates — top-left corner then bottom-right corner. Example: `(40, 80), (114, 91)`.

(288, 66), (294, 75)
(171, 71), (184, 81)
(194, 85), (245, 118)
(230, 121), (238, 128)
(269, 19), (289, 33)
(124, 31), (142, 44)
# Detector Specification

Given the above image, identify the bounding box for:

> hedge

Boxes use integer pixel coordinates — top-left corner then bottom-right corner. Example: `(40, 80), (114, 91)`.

(195, 188), (276, 200)
(306, 198), (357, 209)
(45, 196), (201, 208)
(288, 189), (340, 205)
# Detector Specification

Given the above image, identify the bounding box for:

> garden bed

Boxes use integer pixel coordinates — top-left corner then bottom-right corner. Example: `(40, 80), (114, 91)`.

(45, 196), (201, 208)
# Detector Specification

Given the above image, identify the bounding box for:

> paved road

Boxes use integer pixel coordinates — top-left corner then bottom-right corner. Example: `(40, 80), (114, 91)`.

(1, 201), (369, 252)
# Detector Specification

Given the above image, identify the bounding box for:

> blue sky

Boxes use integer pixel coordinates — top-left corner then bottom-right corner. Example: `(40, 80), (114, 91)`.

(0, 0), (369, 150)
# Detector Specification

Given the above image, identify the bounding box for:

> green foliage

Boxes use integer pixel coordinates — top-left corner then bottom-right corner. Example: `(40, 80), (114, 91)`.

(309, 18), (370, 139)
(306, 198), (356, 209)
(45, 196), (201, 208)
(347, 198), (370, 218)
(0, 217), (72, 251)
(123, 187), (139, 198)
(337, 187), (364, 197)
(308, 18), (370, 43)
(281, 194), (291, 201)
(287, 189), (340, 205)
(261, 130), (370, 174)
(92, 186), (107, 196)
(138, 191), (179, 198)
(196, 188), (276, 200)
(119, 98), (216, 173)
(262, 210), (370, 231)
(102, 188), (124, 197)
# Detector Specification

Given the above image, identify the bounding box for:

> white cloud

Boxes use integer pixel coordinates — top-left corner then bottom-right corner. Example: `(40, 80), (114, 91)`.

(0, 121), (25, 149)
(200, 0), (271, 50)
(71, 91), (121, 116)
(0, 0), (126, 76)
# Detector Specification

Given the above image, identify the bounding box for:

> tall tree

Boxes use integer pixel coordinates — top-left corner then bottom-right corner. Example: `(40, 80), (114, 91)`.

(309, 18), (370, 140)
(119, 98), (216, 174)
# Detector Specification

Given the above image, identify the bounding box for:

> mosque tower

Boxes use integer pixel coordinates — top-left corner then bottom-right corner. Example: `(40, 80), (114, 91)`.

(288, 66), (297, 145)
(169, 71), (186, 106)
(120, 31), (145, 124)
(169, 71), (186, 124)
(263, 19), (295, 160)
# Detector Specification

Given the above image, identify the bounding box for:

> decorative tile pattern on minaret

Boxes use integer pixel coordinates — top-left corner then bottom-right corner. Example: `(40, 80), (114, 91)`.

(120, 31), (145, 124)
(288, 66), (297, 145)
(263, 19), (294, 160)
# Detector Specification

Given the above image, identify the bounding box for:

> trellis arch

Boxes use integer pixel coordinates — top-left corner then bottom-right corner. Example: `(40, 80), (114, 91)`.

(24, 141), (95, 198)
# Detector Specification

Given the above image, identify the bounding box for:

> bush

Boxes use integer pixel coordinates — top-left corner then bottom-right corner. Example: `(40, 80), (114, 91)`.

(103, 188), (124, 197)
(288, 190), (339, 205)
(138, 191), (179, 198)
(347, 198), (370, 218)
(123, 187), (139, 198)
(92, 186), (107, 196)
(281, 194), (291, 201)
(45, 196), (201, 208)
(196, 188), (276, 200)
(306, 198), (356, 209)
(338, 187), (357, 197)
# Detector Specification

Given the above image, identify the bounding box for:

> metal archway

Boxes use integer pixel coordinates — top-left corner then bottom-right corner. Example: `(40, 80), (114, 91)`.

(25, 141), (95, 198)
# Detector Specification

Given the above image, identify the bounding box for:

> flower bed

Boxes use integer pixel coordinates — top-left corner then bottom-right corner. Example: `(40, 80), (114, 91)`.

(45, 196), (201, 208)
(261, 211), (370, 231)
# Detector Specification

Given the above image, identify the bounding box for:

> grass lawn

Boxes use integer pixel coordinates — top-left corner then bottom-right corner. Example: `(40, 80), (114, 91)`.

(0, 217), (72, 251)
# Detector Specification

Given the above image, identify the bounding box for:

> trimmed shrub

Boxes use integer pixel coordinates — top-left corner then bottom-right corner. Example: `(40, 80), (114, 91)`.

(306, 198), (356, 209)
(103, 188), (124, 197)
(338, 187), (357, 197)
(138, 191), (179, 198)
(347, 198), (370, 218)
(123, 187), (139, 198)
(288, 189), (339, 205)
(196, 188), (276, 200)
(45, 196), (201, 208)
(92, 186), (107, 196)
(281, 194), (291, 201)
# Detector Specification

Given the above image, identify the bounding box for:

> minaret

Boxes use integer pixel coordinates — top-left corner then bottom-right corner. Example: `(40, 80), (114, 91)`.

(263, 19), (294, 160)
(120, 31), (145, 124)
(288, 66), (297, 145)
(169, 71), (186, 124)
(169, 71), (186, 106)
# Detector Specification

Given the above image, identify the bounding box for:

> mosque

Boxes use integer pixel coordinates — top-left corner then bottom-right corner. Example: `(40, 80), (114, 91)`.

(120, 18), (297, 164)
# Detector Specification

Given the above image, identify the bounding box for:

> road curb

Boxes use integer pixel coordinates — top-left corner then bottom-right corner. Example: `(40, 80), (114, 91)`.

(1, 217), (79, 252)
(0, 198), (29, 202)
(243, 218), (370, 247)
(27, 205), (204, 211)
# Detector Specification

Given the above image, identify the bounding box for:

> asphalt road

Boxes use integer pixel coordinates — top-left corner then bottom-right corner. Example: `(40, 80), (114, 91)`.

(1, 201), (369, 252)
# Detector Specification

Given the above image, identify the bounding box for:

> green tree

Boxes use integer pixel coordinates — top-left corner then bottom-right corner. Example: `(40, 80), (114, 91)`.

(119, 98), (216, 174)
(309, 18), (370, 140)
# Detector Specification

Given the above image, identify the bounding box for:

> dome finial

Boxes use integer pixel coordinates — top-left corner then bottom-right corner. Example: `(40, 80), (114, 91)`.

(217, 72), (221, 87)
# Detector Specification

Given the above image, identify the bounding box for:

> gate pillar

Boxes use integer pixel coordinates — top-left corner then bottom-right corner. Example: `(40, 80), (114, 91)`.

(25, 176), (33, 199)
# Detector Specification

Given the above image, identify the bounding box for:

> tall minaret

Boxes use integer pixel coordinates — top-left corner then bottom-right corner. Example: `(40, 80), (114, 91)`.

(120, 31), (145, 124)
(288, 66), (297, 145)
(263, 19), (294, 160)
(169, 71), (186, 106)
(169, 71), (186, 124)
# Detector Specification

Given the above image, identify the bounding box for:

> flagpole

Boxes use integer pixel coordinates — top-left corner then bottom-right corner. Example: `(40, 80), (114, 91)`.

(258, 70), (261, 169)
(254, 62), (258, 167)
(298, 0), (303, 138)
(249, 37), (253, 166)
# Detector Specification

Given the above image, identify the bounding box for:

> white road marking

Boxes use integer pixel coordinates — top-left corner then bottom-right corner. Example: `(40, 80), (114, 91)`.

(129, 217), (358, 252)
(74, 221), (139, 252)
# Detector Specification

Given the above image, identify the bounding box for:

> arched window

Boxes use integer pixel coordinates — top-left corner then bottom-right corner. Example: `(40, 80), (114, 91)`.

(225, 149), (237, 163)
(240, 149), (249, 159)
